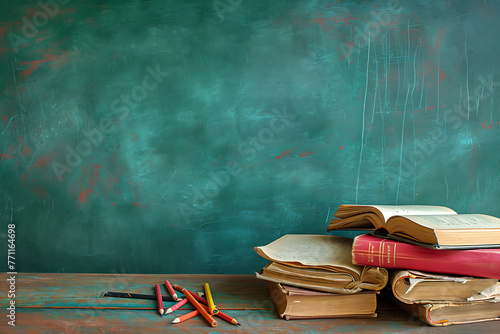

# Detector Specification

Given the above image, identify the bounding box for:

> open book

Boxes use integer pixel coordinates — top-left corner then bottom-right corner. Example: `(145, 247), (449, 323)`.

(254, 234), (388, 293)
(327, 205), (500, 248)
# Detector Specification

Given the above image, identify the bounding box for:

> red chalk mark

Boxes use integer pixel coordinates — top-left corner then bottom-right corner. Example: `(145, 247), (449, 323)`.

(114, 177), (118, 183)
(412, 106), (438, 113)
(22, 145), (31, 156)
(35, 36), (49, 43)
(79, 188), (93, 203)
(276, 150), (290, 159)
(2, 115), (6, 120)
(132, 202), (147, 207)
(439, 68), (447, 83)
(340, 145), (343, 150)
(483, 121), (488, 128)
(435, 32), (444, 49)
(22, 54), (58, 77)
(299, 151), (314, 157)
(390, 26), (396, 29)
(307, 14), (333, 29)
(112, 202), (116, 205)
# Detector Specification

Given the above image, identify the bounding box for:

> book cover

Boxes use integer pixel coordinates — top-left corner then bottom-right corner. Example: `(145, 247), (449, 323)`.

(352, 234), (500, 279)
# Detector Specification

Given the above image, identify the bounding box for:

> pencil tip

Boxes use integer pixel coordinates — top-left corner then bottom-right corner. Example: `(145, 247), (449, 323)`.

(171, 318), (180, 324)
(165, 308), (172, 314)
(159, 309), (164, 315)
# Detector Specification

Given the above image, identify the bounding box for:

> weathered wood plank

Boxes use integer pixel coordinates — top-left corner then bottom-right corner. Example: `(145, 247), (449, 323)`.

(1, 273), (499, 333)
(2, 307), (496, 334)
(0, 273), (274, 309)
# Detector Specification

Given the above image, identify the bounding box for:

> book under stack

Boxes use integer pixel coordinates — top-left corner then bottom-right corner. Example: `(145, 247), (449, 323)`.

(254, 234), (389, 320)
(327, 204), (500, 326)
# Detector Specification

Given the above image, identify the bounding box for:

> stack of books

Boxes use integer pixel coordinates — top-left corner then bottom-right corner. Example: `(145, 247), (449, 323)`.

(327, 204), (500, 326)
(254, 234), (389, 319)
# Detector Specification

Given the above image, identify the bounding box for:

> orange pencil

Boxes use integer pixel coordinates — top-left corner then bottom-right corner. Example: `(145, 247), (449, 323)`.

(165, 280), (178, 301)
(173, 285), (207, 305)
(179, 286), (217, 327)
(200, 303), (241, 326)
(155, 284), (164, 315)
(171, 309), (200, 324)
(165, 298), (188, 314)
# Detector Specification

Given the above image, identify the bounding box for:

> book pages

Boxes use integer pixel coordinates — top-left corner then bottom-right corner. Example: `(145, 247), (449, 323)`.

(254, 235), (362, 278)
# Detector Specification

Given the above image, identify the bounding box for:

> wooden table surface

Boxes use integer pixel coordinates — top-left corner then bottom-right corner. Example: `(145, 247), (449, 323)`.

(0, 273), (498, 333)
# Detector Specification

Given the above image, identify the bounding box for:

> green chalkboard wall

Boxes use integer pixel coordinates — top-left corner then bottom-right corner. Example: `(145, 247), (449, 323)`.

(1, 0), (500, 274)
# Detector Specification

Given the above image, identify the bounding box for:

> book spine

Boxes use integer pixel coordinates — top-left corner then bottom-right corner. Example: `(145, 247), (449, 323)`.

(352, 235), (500, 279)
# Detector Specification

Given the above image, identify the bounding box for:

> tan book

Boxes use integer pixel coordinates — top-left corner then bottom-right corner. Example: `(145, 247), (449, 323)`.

(394, 298), (500, 326)
(268, 282), (378, 320)
(391, 270), (500, 304)
(254, 234), (388, 293)
(327, 204), (500, 247)
(257, 262), (375, 294)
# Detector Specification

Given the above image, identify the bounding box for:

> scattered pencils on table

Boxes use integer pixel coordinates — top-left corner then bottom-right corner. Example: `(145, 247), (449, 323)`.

(103, 280), (241, 327)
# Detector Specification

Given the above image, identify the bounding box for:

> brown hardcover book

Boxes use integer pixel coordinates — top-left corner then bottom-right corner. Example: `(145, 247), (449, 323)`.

(268, 282), (378, 320)
(254, 234), (388, 293)
(393, 298), (500, 326)
(327, 204), (500, 248)
(391, 270), (500, 304)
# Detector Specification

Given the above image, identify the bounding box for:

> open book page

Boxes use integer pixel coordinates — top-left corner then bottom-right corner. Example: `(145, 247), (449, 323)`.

(254, 235), (362, 278)
(393, 214), (500, 230)
(370, 205), (457, 222)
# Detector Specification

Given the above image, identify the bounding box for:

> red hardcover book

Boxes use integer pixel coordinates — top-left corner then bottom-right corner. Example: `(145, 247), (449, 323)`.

(352, 234), (500, 279)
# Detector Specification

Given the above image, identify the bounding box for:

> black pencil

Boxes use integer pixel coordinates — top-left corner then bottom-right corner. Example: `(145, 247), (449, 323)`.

(103, 291), (175, 302)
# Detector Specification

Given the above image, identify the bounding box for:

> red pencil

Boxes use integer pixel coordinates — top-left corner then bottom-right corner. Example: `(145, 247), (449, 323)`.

(155, 284), (164, 315)
(178, 285), (217, 327)
(165, 298), (188, 314)
(165, 280), (179, 301)
(200, 303), (241, 326)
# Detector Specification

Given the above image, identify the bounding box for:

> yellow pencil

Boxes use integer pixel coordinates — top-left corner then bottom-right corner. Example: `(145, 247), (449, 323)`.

(204, 283), (218, 315)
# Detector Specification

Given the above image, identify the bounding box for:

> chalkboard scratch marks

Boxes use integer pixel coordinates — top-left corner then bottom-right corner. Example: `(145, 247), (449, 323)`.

(10, 56), (26, 134)
(355, 32), (370, 204)
(444, 176), (449, 200)
(464, 27), (470, 121)
(1, 115), (18, 135)
(396, 22), (412, 205)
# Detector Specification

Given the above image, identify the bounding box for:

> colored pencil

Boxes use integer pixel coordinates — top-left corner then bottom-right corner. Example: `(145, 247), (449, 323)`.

(165, 298), (189, 314)
(102, 291), (175, 302)
(200, 303), (241, 326)
(171, 309), (199, 324)
(155, 284), (164, 315)
(180, 286), (217, 327)
(204, 283), (218, 315)
(165, 280), (179, 301)
(172, 285), (207, 304)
